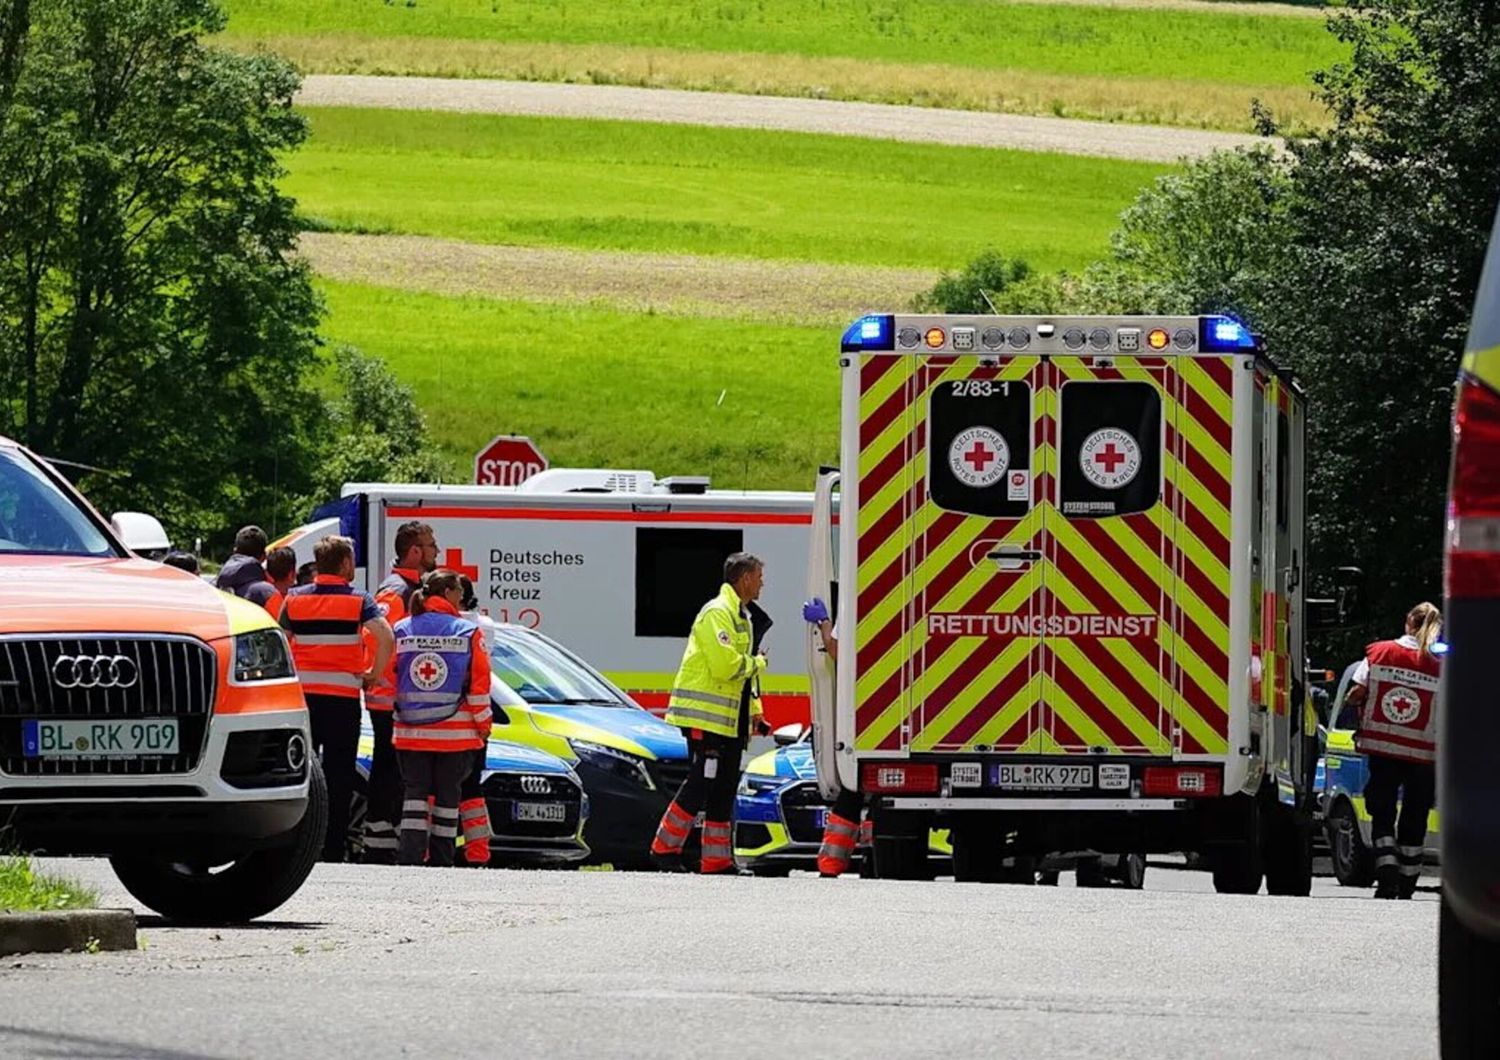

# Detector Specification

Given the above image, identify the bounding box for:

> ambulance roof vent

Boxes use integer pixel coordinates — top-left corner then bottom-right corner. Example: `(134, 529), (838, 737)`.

(515, 469), (657, 494)
(659, 476), (711, 495)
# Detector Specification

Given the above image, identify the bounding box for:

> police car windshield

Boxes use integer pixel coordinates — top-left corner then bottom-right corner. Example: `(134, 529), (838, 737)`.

(0, 448), (114, 557)
(489, 628), (625, 707)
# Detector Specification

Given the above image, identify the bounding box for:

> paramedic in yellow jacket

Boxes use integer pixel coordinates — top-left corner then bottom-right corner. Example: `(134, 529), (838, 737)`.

(650, 552), (769, 874)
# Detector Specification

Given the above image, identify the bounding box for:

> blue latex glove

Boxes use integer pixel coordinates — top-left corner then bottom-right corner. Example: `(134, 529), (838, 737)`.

(802, 597), (829, 624)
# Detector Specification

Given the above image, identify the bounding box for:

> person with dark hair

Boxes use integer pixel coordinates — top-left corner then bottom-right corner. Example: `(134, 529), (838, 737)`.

(1345, 601), (1445, 898)
(280, 535), (395, 862)
(391, 569), (492, 867)
(214, 524), (276, 609)
(295, 561), (315, 587)
(362, 520), (440, 863)
(263, 546), (297, 618)
(650, 551), (771, 875)
(161, 551), (200, 575)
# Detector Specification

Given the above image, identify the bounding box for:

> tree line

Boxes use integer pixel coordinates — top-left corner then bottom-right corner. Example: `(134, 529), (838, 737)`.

(0, 0), (442, 549)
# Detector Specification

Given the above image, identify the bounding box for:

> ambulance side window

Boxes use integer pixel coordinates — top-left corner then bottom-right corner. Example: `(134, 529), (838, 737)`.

(635, 527), (744, 637)
(927, 379), (1033, 518)
(1059, 381), (1162, 518)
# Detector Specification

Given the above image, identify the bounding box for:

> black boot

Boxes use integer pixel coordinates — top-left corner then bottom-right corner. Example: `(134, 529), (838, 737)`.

(650, 848), (688, 873)
(1374, 863), (1400, 899)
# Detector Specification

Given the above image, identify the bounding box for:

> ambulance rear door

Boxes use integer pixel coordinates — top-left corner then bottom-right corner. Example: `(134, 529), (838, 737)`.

(1042, 354), (1176, 757)
(907, 349), (1046, 755)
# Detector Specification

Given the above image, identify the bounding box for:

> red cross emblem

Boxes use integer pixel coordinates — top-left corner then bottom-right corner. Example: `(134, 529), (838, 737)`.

(964, 441), (995, 472)
(443, 548), (479, 581)
(417, 659), (440, 683)
(1093, 443), (1127, 473)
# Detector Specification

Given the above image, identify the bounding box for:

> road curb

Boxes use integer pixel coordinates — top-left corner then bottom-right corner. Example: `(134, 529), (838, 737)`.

(0, 909), (137, 956)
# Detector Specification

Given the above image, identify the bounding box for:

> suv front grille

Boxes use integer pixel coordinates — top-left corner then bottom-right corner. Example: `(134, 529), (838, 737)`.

(481, 772), (584, 837)
(779, 781), (829, 843)
(647, 758), (691, 794)
(0, 635), (216, 777)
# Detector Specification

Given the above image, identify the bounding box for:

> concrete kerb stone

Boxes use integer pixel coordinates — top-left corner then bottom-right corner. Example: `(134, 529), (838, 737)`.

(0, 908), (137, 955)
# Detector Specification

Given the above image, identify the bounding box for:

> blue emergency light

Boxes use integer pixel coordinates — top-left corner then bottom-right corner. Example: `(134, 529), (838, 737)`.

(1198, 315), (1259, 352)
(841, 314), (895, 352)
(1432, 639), (1450, 656)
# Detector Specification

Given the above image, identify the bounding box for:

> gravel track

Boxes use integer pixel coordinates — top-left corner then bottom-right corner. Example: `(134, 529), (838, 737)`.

(297, 75), (1278, 164)
(298, 232), (939, 324)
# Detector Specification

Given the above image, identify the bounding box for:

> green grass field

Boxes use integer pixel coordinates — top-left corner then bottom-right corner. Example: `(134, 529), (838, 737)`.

(223, 0), (1342, 129)
(289, 108), (1169, 271)
(227, 0), (1339, 87)
(319, 280), (839, 488)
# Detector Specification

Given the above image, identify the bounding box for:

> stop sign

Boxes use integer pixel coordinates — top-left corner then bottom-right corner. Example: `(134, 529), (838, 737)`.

(474, 434), (548, 487)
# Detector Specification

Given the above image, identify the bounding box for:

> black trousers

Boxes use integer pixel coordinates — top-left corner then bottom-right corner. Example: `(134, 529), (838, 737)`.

(397, 749), (472, 867)
(1364, 753), (1436, 893)
(306, 693), (362, 863)
(669, 731), (743, 822)
(830, 787), (865, 821)
(363, 710), (402, 862)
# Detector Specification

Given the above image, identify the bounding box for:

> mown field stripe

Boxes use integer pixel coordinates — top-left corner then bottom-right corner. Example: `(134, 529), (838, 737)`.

(287, 107), (1170, 272)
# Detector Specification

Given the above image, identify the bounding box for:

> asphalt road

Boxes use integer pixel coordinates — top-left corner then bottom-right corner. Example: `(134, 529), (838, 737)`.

(2, 860), (1436, 1059)
(296, 76), (1273, 164)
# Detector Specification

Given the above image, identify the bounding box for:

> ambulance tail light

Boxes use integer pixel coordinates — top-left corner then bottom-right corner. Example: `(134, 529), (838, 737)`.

(1142, 765), (1222, 798)
(1446, 373), (1500, 600)
(860, 762), (940, 794)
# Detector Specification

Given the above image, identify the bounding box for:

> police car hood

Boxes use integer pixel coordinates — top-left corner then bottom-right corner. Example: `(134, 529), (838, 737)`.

(0, 556), (245, 640)
(528, 703), (688, 761)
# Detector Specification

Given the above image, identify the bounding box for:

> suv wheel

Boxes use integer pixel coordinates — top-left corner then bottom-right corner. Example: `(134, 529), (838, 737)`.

(1327, 800), (1374, 887)
(110, 756), (327, 925)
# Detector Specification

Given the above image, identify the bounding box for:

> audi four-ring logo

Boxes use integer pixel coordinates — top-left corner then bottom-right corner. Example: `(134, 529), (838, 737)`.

(519, 775), (550, 795)
(51, 654), (139, 690)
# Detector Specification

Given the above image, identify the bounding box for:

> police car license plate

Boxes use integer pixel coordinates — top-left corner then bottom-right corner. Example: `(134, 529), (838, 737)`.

(993, 764), (1093, 790)
(22, 719), (179, 758)
(513, 801), (566, 823)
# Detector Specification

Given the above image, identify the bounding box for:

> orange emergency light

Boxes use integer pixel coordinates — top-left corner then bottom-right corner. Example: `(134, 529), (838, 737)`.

(1147, 328), (1171, 351)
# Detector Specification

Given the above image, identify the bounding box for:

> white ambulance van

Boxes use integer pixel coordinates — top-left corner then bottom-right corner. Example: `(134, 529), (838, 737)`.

(277, 470), (816, 728)
(809, 313), (1334, 893)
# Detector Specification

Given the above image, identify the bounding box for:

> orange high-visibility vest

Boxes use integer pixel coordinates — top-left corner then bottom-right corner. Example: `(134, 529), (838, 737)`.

(391, 598), (492, 753)
(280, 576), (369, 699)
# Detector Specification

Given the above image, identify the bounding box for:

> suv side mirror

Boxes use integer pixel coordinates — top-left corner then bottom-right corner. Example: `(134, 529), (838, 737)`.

(111, 511), (171, 557)
(772, 722), (807, 747)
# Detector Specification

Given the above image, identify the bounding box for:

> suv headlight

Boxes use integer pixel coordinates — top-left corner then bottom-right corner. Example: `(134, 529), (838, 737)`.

(570, 740), (654, 790)
(738, 774), (783, 797)
(232, 629), (294, 683)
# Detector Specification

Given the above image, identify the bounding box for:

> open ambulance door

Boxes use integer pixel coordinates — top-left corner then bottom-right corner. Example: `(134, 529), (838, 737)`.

(808, 469), (841, 799)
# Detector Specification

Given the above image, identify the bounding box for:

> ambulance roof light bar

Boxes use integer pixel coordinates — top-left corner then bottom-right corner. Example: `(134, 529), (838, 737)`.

(841, 314), (895, 352)
(1199, 315), (1259, 352)
(842, 313), (1260, 353)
